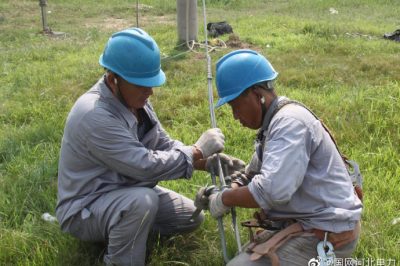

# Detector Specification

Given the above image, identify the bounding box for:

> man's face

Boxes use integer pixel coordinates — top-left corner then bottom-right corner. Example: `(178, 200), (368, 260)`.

(228, 89), (263, 129)
(117, 78), (153, 109)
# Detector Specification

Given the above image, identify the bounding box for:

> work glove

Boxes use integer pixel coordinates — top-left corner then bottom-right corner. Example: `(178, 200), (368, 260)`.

(209, 188), (231, 218)
(205, 153), (246, 176)
(194, 185), (215, 211)
(194, 128), (225, 158)
(229, 170), (253, 187)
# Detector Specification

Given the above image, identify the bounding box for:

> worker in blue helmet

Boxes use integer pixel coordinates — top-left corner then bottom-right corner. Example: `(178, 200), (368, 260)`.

(196, 50), (363, 265)
(56, 28), (245, 266)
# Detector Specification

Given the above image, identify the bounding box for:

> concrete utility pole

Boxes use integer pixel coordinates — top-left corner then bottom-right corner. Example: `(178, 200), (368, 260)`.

(177, 0), (198, 43)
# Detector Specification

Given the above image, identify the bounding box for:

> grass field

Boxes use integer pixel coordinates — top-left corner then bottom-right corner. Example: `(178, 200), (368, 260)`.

(1, 0), (399, 265)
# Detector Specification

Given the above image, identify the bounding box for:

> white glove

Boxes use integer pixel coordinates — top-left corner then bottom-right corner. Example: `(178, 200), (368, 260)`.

(194, 186), (215, 210)
(209, 189), (231, 218)
(195, 128), (225, 158)
(205, 153), (245, 176)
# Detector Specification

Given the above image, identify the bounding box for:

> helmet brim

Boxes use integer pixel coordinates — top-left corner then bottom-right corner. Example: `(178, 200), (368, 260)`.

(124, 70), (166, 88)
(99, 48), (166, 88)
(215, 89), (244, 108)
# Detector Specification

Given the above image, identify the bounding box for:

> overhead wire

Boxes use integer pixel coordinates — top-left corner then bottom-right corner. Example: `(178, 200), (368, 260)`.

(136, 0), (139, 27)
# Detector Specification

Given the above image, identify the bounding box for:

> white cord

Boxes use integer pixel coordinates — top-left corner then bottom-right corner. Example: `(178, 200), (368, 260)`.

(144, 0), (228, 60)
(161, 37), (227, 61)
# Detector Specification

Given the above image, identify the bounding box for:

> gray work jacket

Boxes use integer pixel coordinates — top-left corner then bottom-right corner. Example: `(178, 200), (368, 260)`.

(56, 77), (194, 225)
(248, 97), (363, 233)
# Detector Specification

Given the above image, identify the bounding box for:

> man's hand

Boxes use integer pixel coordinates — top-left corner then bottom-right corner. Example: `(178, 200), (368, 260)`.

(229, 170), (253, 187)
(209, 189), (231, 218)
(205, 153), (245, 176)
(194, 186), (215, 210)
(189, 185), (216, 222)
(194, 128), (225, 158)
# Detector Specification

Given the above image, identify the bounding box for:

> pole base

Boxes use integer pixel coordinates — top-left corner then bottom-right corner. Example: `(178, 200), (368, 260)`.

(42, 28), (66, 37)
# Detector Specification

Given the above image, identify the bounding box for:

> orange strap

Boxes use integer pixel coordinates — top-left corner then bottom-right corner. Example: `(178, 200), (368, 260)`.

(313, 220), (361, 249)
(250, 223), (314, 265)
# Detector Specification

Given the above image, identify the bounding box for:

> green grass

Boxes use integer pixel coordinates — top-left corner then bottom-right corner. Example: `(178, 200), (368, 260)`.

(1, 0), (399, 265)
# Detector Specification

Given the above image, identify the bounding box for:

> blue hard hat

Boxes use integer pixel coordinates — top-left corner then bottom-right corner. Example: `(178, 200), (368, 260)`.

(99, 28), (165, 87)
(215, 49), (278, 107)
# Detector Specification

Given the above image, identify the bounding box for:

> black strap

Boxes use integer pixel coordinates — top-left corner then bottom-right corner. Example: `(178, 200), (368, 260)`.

(256, 96), (284, 145)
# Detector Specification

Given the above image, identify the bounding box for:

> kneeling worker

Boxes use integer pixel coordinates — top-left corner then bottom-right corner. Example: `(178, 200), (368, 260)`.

(56, 28), (244, 266)
(201, 49), (363, 265)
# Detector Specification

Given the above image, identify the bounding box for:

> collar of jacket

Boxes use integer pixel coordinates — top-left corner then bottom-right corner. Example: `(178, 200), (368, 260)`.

(98, 76), (138, 128)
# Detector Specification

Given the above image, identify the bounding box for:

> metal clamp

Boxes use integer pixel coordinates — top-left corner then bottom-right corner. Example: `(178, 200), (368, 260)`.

(317, 232), (336, 266)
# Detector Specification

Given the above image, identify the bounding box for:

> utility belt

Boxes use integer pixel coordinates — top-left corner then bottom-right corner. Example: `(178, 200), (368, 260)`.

(242, 211), (361, 266)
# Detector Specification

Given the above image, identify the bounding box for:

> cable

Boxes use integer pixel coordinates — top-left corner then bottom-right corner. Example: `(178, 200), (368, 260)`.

(136, 0), (139, 27)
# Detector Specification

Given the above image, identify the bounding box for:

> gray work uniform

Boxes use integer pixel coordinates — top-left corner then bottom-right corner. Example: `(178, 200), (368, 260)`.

(56, 77), (203, 266)
(229, 97), (363, 266)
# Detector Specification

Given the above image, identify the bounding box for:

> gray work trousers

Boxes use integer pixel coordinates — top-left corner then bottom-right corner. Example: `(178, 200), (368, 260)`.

(227, 233), (359, 266)
(62, 186), (204, 266)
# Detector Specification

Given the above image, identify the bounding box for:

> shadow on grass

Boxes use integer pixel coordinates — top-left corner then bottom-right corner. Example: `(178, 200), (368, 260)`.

(72, 241), (106, 266)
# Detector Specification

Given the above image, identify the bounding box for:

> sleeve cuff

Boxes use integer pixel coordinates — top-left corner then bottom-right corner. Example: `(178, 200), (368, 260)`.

(176, 146), (194, 179)
(248, 175), (272, 212)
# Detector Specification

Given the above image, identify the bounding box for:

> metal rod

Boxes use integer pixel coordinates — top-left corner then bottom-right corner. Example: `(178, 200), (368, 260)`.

(201, 0), (242, 262)
(39, 0), (49, 32)
(231, 208), (242, 252)
(136, 0), (139, 27)
(217, 219), (230, 263)
(201, 1), (230, 262)
(203, 1), (227, 189)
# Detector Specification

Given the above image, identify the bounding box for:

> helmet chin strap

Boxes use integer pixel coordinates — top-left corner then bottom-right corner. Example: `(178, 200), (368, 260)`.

(114, 82), (130, 109)
(105, 74), (131, 109)
(260, 94), (278, 126)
